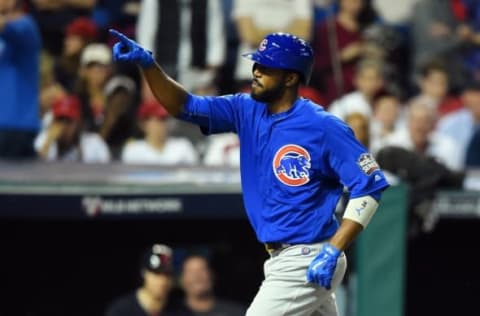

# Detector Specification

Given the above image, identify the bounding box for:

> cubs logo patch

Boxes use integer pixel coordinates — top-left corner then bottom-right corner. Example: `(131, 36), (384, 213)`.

(259, 39), (268, 51)
(273, 144), (311, 186)
(357, 153), (380, 175)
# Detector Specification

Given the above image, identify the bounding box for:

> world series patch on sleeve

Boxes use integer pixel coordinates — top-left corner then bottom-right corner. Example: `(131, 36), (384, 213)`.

(357, 153), (380, 176)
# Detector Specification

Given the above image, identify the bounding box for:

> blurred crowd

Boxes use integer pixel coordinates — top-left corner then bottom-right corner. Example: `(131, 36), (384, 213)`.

(105, 243), (246, 316)
(0, 0), (479, 170)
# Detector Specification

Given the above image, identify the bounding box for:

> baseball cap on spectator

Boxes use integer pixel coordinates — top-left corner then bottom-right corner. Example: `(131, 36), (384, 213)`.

(65, 17), (98, 42)
(141, 244), (174, 275)
(52, 95), (82, 120)
(80, 43), (112, 66)
(137, 100), (169, 120)
(104, 75), (136, 97)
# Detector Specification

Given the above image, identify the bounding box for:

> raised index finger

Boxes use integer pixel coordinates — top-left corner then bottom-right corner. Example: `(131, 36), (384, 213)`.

(109, 29), (131, 44)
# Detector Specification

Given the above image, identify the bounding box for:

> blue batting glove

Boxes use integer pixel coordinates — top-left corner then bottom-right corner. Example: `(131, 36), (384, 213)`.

(306, 243), (341, 289)
(109, 29), (154, 68)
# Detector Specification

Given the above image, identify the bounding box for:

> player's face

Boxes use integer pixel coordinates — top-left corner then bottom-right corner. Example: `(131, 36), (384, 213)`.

(143, 271), (172, 300)
(180, 257), (213, 297)
(250, 63), (288, 103)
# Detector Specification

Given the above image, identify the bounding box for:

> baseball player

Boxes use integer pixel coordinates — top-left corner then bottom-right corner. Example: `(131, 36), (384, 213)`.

(109, 29), (390, 316)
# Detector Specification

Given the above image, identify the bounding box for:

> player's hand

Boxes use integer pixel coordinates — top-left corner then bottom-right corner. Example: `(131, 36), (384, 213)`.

(306, 243), (341, 289)
(109, 29), (154, 68)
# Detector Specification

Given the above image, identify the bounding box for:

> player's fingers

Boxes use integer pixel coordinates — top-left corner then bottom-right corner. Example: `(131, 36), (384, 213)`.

(321, 276), (332, 290)
(109, 29), (132, 45)
(112, 43), (127, 62)
(115, 53), (134, 62)
(306, 269), (314, 283)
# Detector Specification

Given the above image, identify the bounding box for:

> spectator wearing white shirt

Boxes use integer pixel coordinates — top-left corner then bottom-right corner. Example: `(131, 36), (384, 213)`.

(121, 100), (199, 165)
(382, 97), (462, 171)
(34, 94), (111, 163)
(328, 58), (385, 120)
(370, 92), (404, 153)
(203, 133), (240, 167)
(232, 0), (312, 90)
(436, 81), (480, 166)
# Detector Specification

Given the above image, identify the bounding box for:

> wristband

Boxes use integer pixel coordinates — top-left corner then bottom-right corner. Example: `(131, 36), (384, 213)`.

(342, 195), (379, 228)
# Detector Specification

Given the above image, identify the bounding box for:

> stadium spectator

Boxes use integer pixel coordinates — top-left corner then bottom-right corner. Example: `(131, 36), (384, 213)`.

(0, 0), (41, 160)
(136, 0), (225, 95)
(312, 0), (377, 104)
(55, 17), (99, 92)
(328, 58), (384, 120)
(99, 75), (138, 160)
(465, 127), (480, 167)
(232, 0), (312, 90)
(29, 0), (96, 56)
(121, 100), (199, 165)
(38, 17), (99, 122)
(455, 0), (480, 83)
(344, 112), (370, 149)
(372, 0), (418, 27)
(436, 81), (480, 167)
(74, 42), (113, 131)
(410, 0), (472, 92)
(411, 59), (462, 118)
(135, 0), (224, 146)
(92, 0), (139, 38)
(34, 94), (111, 163)
(370, 92), (403, 153)
(382, 97), (462, 171)
(175, 254), (246, 316)
(202, 133), (240, 167)
(105, 244), (176, 316)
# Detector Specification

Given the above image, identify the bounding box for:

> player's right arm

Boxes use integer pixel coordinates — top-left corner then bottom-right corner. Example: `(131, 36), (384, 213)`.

(141, 65), (188, 117)
(109, 29), (188, 117)
(109, 29), (242, 135)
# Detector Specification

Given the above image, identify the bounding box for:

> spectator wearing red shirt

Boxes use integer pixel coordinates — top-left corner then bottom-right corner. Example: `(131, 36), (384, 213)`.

(313, 0), (376, 104)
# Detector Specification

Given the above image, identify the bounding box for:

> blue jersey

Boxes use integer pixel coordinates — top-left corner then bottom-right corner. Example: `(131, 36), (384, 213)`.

(0, 15), (41, 131)
(180, 93), (390, 244)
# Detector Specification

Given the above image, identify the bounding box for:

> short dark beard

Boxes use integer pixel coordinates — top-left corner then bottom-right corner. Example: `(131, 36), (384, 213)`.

(250, 80), (285, 103)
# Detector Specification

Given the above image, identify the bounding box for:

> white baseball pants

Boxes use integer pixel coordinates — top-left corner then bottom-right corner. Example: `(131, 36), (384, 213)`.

(246, 242), (347, 316)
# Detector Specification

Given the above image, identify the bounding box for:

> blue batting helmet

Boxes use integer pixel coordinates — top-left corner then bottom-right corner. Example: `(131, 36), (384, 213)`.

(242, 32), (314, 84)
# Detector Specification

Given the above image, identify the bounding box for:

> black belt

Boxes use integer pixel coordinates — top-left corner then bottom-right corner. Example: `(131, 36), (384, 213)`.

(264, 242), (292, 253)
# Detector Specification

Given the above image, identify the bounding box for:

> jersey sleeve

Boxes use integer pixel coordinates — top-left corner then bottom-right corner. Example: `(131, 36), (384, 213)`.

(322, 115), (390, 199)
(177, 93), (240, 135)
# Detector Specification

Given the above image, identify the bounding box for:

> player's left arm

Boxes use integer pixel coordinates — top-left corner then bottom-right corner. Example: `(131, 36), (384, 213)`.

(329, 191), (382, 251)
(307, 116), (389, 289)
